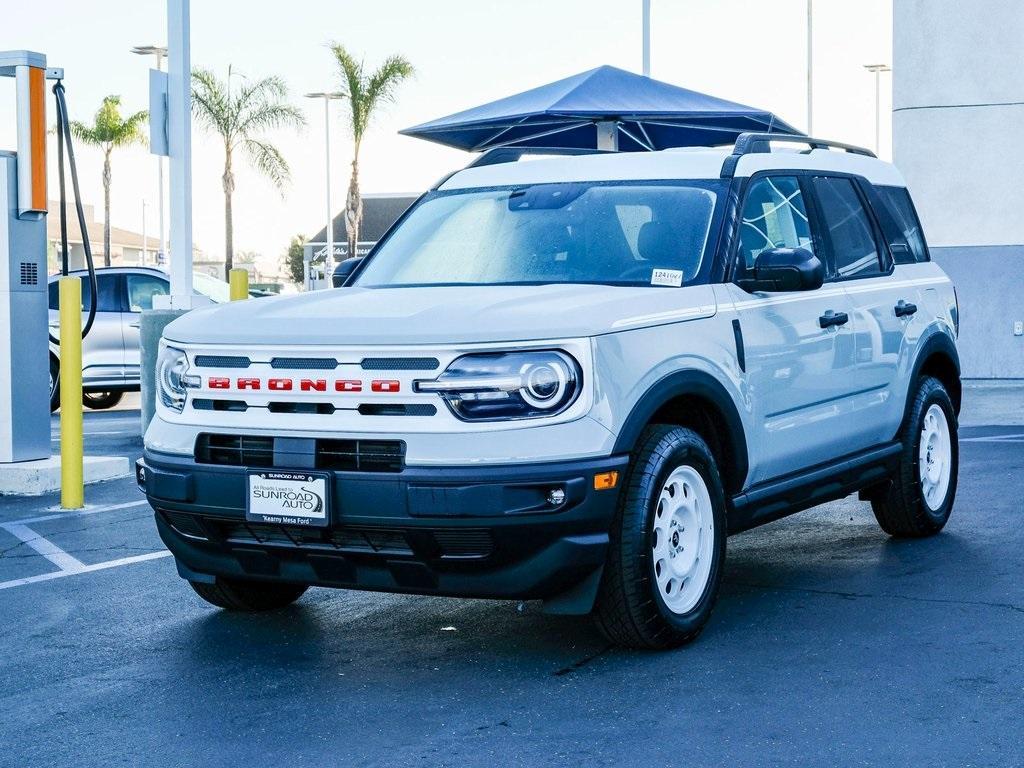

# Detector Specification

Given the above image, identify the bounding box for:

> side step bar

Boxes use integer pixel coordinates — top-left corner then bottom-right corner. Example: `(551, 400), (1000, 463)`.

(728, 442), (901, 534)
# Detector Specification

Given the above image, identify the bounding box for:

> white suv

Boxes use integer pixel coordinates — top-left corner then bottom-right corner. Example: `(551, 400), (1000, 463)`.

(139, 134), (960, 649)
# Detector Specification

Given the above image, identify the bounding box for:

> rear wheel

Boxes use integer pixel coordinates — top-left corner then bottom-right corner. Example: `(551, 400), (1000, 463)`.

(872, 376), (958, 537)
(83, 391), (124, 410)
(189, 578), (308, 611)
(49, 356), (60, 413)
(593, 425), (727, 649)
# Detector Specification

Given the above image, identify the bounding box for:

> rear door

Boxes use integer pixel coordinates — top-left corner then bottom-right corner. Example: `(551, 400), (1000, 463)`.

(49, 273), (125, 386)
(810, 175), (905, 448)
(122, 272), (170, 384)
(725, 174), (860, 483)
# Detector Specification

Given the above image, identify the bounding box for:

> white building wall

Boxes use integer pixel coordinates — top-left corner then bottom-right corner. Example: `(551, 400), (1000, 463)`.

(893, 0), (1024, 377)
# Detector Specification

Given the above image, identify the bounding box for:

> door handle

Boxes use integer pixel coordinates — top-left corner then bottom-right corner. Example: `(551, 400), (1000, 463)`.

(129, 322), (140, 328)
(894, 299), (918, 318)
(819, 310), (849, 329)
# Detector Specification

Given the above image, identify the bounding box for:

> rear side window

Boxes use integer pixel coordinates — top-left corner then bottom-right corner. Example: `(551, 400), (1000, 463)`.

(812, 177), (883, 279)
(48, 274), (121, 311)
(878, 186), (929, 264)
(126, 273), (169, 312)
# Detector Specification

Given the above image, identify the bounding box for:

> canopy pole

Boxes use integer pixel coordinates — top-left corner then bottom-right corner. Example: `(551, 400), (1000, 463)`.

(642, 0), (651, 76)
(596, 121), (619, 151)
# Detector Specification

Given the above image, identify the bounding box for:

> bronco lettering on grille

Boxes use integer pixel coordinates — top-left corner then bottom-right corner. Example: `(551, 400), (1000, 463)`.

(204, 377), (402, 393)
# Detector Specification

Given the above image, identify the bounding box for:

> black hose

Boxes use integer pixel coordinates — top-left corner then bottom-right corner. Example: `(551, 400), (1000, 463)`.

(49, 79), (97, 345)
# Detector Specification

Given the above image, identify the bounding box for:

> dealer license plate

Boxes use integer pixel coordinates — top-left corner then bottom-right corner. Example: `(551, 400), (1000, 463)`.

(246, 471), (330, 527)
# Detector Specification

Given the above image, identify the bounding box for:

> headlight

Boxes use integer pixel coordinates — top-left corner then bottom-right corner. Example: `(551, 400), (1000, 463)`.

(157, 344), (199, 412)
(415, 350), (581, 421)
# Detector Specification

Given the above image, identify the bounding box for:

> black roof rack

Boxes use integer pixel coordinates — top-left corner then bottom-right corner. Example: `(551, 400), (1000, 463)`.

(720, 132), (876, 178)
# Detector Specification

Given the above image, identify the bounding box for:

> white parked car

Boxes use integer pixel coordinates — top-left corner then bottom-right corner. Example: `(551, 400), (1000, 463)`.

(139, 135), (960, 649)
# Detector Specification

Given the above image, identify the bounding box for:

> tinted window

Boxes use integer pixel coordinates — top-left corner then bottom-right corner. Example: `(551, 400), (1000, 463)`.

(126, 273), (170, 312)
(812, 177), (882, 279)
(48, 274), (121, 311)
(738, 176), (815, 271)
(878, 186), (929, 264)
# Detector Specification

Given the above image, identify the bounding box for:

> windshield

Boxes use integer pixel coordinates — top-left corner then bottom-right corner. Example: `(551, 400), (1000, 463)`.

(353, 181), (724, 288)
(192, 272), (231, 303)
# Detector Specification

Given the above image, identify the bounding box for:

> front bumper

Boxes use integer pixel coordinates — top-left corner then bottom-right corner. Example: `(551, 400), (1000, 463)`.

(139, 450), (628, 614)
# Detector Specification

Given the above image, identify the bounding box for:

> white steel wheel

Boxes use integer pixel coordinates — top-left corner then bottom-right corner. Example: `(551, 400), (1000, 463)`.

(919, 403), (952, 511)
(652, 465), (716, 615)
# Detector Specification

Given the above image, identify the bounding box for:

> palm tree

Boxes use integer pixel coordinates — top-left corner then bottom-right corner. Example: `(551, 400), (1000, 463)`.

(329, 45), (414, 258)
(70, 96), (147, 267)
(191, 67), (305, 275)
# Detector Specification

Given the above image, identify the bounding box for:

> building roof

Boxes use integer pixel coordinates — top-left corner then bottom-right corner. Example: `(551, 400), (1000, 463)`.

(45, 200), (160, 251)
(307, 194), (419, 244)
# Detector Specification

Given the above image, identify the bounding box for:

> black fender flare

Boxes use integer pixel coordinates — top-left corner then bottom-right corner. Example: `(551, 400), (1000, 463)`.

(613, 369), (749, 492)
(906, 330), (961, 418)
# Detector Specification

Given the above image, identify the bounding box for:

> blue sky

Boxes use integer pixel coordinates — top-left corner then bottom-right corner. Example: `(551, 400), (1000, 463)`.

(1, 0), (891, 271)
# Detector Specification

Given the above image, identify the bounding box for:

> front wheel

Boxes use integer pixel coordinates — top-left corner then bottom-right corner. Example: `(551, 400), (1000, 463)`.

(872, 376), (958, 537)
(190, 578), (308, 611)
(593, 425), (727, 649)
(83, 391), (124, 410)
(49, 356), (60, 413)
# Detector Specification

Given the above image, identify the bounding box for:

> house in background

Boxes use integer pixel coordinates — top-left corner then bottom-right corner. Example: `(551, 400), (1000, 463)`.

(45, 200), (203, 274)
(303, 193), (419, 281)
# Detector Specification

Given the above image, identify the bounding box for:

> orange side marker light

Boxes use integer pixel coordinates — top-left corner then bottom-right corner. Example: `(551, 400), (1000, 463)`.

(594, 471), (619, 491)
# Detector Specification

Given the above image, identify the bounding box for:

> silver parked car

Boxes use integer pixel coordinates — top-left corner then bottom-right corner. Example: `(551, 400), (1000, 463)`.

(47, 266), (235, 411)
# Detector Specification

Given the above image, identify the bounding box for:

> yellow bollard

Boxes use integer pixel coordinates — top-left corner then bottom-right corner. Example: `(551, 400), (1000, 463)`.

(59, 276), (84, 509)
(229, 268), (249, 301)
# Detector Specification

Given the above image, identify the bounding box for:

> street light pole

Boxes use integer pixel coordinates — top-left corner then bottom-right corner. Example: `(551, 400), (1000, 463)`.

(130, 44), (168, 266)
(807, 0), (813, 135)
(864, 64), (891, 155)
(642, 0), (651, 76)
(305, 92), (345, 288)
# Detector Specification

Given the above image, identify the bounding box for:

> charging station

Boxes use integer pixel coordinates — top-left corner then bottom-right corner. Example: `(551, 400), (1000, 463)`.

(0, 51), (50, 463)
(0, 50), (128, 495)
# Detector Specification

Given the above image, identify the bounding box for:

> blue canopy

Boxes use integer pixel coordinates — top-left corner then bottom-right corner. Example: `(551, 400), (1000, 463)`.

(401, 65), (800, 152)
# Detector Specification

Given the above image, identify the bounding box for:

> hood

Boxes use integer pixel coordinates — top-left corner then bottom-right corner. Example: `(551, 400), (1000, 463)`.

(163, 284), (716, 346)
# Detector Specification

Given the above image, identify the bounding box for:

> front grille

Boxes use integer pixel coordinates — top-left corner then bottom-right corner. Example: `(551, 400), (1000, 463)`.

(433, 529), (494, 559)
(360, 357), (440, 371)
(358, 403), (437, 417)
(195, 434), (274, 467)
(221, 522), (414, 556)
(271, 357), (338, 370)
(194, 355), (251, 368)
(194, 434), (405, 473)
(316, 439), (405, 472)
(192, 398), (248, 412)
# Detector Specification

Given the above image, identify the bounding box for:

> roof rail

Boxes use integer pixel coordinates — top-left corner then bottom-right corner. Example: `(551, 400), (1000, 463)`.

(720, 132), (876, 178)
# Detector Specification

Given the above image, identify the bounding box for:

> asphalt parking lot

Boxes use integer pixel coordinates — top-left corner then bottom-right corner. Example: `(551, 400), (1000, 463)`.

(1, 391), (1022, 767)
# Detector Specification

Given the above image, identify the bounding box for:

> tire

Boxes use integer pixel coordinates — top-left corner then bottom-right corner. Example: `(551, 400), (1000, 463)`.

(594, 425), (727, 649)
(189, 578), (308, 611)
(49, 356), (60, 413)
(872, 375), (958, 537)
(83, 391), (124, 410)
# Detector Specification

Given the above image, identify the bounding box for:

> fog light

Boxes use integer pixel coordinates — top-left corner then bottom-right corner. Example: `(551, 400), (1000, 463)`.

(593, 471), (619, 490)
(547, 487), (566, 507)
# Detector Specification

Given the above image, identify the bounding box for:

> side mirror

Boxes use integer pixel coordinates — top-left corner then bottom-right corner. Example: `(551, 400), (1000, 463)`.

(737, 247), (824, 293)
(331, 257), (363, 288)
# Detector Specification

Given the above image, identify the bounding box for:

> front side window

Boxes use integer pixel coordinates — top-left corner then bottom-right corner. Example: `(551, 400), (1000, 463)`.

(738, 176), (815, 272)
(812, 177), (883, 278)
(353, 181), (723, 288)
(126, 274), (170, 312)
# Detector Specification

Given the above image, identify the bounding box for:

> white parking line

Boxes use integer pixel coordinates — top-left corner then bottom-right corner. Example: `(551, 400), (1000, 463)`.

(2, 522), (87, 571)
(961, 433), (1024, 443)
(0, 551), (172, 591)
(0, 499), (167, 591)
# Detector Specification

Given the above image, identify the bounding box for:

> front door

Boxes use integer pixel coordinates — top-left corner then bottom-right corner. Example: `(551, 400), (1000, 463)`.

(122, 272), (170, 384)
(726, 174), (860, 484)
(49, 273), (125, 387)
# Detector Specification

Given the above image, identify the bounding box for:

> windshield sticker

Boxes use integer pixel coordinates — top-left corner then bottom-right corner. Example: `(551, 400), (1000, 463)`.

(651, 269), (683, 287)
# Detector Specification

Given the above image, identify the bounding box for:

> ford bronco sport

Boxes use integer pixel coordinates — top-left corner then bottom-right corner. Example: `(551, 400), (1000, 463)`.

(139, 134), (960, 649)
